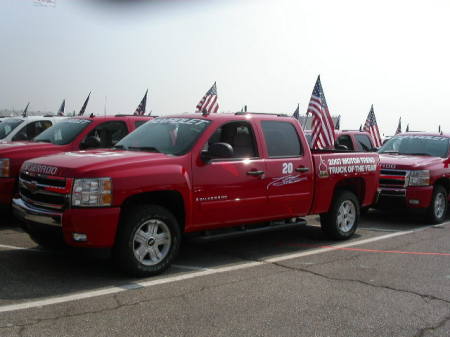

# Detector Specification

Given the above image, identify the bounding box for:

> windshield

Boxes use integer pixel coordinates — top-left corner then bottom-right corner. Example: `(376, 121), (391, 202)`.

(116, 118), (210, 155)
(34, 119), (92, 145)
(379, 135), (449, 158)
(0, 119), (23, 139)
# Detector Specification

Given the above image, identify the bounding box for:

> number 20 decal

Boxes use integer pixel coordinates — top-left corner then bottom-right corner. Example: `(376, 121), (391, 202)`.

(282, 162), (293, 174)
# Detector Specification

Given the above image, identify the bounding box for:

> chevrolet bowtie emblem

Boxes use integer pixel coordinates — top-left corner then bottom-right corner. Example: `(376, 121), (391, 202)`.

(24, 181), (39, 193)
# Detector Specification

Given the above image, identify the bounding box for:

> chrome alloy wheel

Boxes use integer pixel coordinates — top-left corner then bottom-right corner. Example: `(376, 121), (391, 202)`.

(337, 200), (356, 233)
(133, 219), (172, 266)
(434, 192), (446, 219)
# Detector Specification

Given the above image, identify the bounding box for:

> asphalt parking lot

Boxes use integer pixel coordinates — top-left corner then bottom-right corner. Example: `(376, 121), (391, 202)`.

(0, 211), (449, 337)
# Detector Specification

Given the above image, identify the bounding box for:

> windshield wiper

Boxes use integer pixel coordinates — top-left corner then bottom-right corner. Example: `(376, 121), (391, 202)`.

(380, 151), (399, 154)
(36, 139), (52, 143)
(401, 152), (432, 156)
(128, 146), (160, 153)
(113, 144), (128, 150)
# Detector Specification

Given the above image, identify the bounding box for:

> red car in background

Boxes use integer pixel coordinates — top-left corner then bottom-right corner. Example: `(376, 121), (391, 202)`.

(0, 115), (151, 210)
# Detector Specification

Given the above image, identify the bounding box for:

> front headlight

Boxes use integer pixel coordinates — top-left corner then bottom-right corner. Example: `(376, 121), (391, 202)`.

(407, 170), (430, 186)
(72, 178), (112, 207)
(0, 159), (10, 178)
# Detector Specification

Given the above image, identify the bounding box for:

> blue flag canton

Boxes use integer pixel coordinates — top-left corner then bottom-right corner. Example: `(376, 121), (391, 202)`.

(367, 108), (378, 126)
(206, 83), (217, 96)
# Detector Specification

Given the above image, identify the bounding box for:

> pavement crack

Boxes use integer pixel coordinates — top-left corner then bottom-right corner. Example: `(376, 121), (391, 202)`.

(266, 260), (450, 306)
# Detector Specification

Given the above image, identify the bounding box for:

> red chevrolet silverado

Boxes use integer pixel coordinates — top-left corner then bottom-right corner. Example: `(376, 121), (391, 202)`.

(0, 115), (151, 210)
(377, 132), (450, 223)
(305, 130), (378, 151)
(13, 113), (380, 276)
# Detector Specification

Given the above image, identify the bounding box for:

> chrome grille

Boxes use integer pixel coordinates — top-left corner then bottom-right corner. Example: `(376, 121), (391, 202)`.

(379, 169), (408, 188)
(19, 172), (71, 210)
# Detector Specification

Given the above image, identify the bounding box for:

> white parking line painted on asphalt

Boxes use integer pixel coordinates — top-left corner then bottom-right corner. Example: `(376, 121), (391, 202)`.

(0, 244), (42, 252)
(172, 264), (210, 271)
(0, 226), (437, 314)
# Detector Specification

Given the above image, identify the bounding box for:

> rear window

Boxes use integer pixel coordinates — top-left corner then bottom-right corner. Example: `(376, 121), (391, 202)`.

(261, 121), (302, 157)
(135, 120), (147, 128)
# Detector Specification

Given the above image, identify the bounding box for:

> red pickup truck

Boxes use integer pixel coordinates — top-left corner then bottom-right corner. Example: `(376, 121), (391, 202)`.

(305, 130), (378, 151)
(0, 115), (151, 210)
(13, 113), (380, 276)
(377, 132), (450, 223)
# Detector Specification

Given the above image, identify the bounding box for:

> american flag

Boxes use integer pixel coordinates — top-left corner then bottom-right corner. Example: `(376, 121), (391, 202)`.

(57, 99), (65, 116)
(307, 76), (335, 149)
(196, 82), (219, 114)
(363, 105), (382, 147)
(22, 103), (30, 118)
(335, 115), (341, 130)
(134, 89), (148, 116)
(78, 92), (91, 116)
(292, 104), (300, 120)
(395, 117), (402, 135)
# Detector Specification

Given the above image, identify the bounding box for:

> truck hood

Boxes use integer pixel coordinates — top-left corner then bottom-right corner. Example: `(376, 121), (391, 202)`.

(22, 149), (173, 177)
(379, 153), (443, 170)
(0, 141), (61, 158)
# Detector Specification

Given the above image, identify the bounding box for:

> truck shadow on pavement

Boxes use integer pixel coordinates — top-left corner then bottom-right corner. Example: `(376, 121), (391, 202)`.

(0, 211), (438, 304)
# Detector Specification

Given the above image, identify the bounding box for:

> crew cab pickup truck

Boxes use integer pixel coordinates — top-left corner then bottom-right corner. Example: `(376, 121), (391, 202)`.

(305, 130), (377, 151)
(13, 113), (380, 276)
(377, 132), (450, 223)
(0, 115), (151, 210)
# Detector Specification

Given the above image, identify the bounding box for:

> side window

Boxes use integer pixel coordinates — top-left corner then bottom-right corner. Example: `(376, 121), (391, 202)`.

(12, 120), (53, 141)
(135, 120), (147, 129)
(205, 121), (258, 159)
(336, 135), (354, 150)
(261, 121), (302, 157)
(355, 135), (374, 151)
(82, 121), (128, 149)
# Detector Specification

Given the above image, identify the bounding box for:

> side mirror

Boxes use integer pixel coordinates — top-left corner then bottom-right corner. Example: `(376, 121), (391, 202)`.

(80, 136), (101, 149)
(201, 142), (234, 162)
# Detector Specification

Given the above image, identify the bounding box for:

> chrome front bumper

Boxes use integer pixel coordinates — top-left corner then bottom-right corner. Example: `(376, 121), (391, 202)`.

(12, 198), (62, 227)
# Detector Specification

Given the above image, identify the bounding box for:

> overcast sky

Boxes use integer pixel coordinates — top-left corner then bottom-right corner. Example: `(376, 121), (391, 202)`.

(1, 0), (449, 135)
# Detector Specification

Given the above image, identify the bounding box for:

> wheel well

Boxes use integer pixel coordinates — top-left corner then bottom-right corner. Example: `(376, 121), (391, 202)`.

(434, 178), (450, 194)
(334, 178), (365, 204)
(120, 191), (185, 230)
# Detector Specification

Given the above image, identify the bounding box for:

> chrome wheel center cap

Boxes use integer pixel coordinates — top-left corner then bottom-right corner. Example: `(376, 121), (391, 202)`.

(147, 237), (156, 247)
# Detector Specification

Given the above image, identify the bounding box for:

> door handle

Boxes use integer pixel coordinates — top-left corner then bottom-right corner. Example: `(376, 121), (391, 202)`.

(295, 167), (310, 173)
(247, 170), (265, 176)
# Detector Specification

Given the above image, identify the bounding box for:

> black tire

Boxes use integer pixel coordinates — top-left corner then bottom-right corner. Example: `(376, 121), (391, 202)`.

(114, 205), (181, 277)
(320, 190), (359, 240)
(426, 185), (448, 224)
